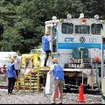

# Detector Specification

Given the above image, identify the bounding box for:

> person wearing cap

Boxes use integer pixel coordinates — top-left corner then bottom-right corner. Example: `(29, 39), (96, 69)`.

(42, 31), (56, 66)
(7, 57), (18, 95)
(49, 58), (64, 104)
(42, 31), (51, 66)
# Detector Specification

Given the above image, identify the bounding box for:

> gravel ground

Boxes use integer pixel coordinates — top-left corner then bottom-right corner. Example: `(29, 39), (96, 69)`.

(0, 89), (102, 104)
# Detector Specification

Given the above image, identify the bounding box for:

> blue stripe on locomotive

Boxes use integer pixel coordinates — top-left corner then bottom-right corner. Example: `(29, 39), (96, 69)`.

(57, 43), (105, 49)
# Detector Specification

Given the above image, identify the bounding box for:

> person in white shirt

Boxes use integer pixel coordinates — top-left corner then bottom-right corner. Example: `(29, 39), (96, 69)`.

(13, 55), (21, 78)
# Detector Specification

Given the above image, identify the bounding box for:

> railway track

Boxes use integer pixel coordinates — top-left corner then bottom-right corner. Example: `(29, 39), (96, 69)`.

(64, 88), (100, 95)
(0, 84), (100, 95)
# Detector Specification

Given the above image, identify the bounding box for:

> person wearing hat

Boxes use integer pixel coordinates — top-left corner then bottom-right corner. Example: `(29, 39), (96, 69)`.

(49, 58), (64, 104)
(7, 57), (18, 95)
(42, 31), (56, 66)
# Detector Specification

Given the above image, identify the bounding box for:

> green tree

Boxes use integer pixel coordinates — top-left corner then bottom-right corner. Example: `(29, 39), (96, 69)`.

(0, 0), (105, 54)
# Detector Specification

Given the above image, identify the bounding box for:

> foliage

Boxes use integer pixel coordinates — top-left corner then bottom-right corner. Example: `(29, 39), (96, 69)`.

(0, 0), (105, 54)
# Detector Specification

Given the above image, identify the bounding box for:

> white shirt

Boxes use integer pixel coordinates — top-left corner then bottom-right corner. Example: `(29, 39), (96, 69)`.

(14, 57), (21, 70)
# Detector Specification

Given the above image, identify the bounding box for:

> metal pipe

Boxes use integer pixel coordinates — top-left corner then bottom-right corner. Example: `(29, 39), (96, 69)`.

(101, 38), (104, 78)
(81, 51), (83, 85)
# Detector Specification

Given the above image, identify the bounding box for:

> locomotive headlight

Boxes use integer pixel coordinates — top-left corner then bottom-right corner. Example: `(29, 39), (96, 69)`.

(52, 16), (58, 26)
(67, 14), (72, 20)
(79, 13), (84, 19)
(94, 14), (99, 20)
(52, 16), (57, 20)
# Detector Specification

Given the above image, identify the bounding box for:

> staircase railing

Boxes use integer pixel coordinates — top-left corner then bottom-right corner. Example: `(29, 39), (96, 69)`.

(15, 52), (50, 93)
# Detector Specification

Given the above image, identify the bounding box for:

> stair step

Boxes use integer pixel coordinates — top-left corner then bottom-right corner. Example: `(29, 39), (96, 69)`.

(16, 67), (44, 92)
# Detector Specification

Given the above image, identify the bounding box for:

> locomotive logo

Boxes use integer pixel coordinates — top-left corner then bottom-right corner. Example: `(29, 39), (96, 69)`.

(79, 37), (86, 43)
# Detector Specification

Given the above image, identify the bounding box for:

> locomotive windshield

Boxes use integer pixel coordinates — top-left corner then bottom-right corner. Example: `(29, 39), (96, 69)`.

(62, 23), (73, 34)
(75, 25), (90, 34)
(61, 23), (103, 35)
(91, 24), (103, 35)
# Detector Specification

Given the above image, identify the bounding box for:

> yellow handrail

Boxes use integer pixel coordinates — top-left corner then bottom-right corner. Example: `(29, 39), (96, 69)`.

(15, 52), (50, 93)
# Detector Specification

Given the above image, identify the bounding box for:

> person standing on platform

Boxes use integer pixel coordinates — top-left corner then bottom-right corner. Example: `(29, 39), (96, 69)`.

(42, 31), (51, 66)
(42, 31), (56, 66)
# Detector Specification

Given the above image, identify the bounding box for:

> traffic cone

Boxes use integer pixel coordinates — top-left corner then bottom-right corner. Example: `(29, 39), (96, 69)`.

(77, 83), (85, 102)
(56, 88), (59, 98)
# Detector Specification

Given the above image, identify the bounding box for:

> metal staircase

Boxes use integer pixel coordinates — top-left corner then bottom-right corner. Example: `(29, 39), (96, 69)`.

(15, 51), (50, 93)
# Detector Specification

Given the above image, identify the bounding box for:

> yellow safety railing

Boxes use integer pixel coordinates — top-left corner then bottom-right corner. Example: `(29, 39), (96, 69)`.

(15, 51), (50, 93)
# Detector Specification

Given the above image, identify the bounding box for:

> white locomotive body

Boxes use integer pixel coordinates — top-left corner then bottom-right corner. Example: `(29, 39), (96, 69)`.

(44, 13), (105, 90)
